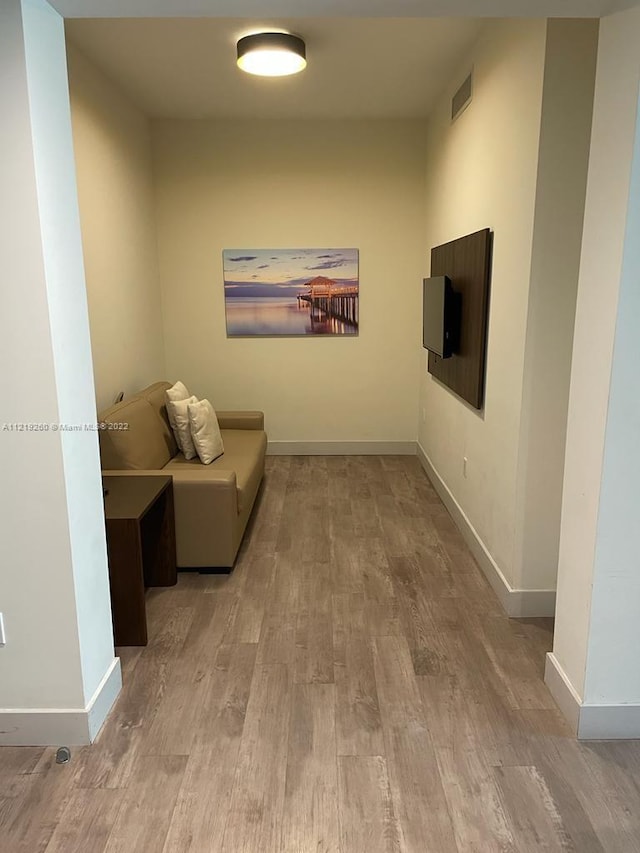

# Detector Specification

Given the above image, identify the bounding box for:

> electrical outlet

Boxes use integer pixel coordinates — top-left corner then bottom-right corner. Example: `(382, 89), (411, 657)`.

(0, 613), (5, 646)
(463, 456), (468, 478)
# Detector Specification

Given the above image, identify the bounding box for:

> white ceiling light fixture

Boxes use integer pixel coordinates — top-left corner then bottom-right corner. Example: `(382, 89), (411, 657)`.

(237, 32), (307, 78)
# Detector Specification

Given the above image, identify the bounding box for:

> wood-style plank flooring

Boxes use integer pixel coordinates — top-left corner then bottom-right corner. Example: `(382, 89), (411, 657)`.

(2, 455), (640, 852)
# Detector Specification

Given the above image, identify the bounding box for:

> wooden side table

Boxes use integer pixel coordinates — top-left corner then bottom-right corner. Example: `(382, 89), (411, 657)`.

(103, 475), (177, 646)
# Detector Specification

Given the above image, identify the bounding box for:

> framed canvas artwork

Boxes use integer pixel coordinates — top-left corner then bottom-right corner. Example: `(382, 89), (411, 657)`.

(223, 248), (359, 337)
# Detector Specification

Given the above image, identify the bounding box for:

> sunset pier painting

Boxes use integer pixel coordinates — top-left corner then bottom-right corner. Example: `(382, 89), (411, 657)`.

(223, 248), (359, 337)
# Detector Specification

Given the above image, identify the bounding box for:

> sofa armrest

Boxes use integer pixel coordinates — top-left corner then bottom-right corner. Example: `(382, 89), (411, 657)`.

(102, 469), (167, 477)
(169, 469), (238, 567)
(102, 468), (239, 568)
(216, 410), (264, 430)
(103, 468), (237, 500)
(103, 468), (235, 484)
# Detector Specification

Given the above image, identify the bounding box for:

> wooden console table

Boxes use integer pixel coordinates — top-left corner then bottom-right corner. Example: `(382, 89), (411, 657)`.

(103, 475), (177, 646)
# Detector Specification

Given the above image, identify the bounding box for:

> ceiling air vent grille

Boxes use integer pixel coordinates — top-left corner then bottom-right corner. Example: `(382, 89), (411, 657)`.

(451, 72), (473, 122)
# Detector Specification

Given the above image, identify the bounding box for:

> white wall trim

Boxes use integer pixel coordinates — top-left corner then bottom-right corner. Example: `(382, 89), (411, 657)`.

(417, 442), (556, 617)
(578, 703), (640, 740)
(545, 652), (640, 739)
(509, 589), (558, 618)
(267, 440), (418, 456)
(86, 656), (122, 740)
(544, 652), (581, 734)
(0, 656), (121, 746)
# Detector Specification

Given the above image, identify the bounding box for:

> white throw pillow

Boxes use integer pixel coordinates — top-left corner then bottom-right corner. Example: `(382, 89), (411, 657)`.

(166, 395), (199, 460)
(188, 399), (224, 465)
(165, 381), (191, 435)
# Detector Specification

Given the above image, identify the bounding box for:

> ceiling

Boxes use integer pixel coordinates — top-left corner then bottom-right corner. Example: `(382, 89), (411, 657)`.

(63, 0), (640, 121)
(65, 17), (486, 120)
(52, 0), (638, 19)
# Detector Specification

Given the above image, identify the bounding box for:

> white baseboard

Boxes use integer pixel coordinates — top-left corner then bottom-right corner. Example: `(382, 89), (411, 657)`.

(0, 656), (121, 746)
(267, 440), (417, 456)
(545, 652), (640, 739)
(544, 652), (581, 734)
(508, 589), (557, 618)
(578, 703), (640, 740)
(416, 442), (556, 618)
(87, 657), (123, 741)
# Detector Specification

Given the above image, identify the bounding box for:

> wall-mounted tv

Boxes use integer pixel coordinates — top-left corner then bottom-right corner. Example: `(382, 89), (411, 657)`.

(427, 228), (492, 409)
(422, 275), (460, 359)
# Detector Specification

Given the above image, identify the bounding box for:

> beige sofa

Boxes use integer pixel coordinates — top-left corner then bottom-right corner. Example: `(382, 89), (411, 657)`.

(99, 381), (267, 570)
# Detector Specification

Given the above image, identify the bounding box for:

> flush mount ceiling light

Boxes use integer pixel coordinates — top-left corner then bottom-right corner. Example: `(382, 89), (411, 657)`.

(237, 32), (307, 77)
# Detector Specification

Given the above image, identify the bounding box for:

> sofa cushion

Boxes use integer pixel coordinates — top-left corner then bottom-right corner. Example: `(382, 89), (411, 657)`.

(165, 428), (266, 513)
(99, 396), (173, 470)
(139, 381), (178, 457)
(188, 399), (224, 464)
(166, 396), (199, 460)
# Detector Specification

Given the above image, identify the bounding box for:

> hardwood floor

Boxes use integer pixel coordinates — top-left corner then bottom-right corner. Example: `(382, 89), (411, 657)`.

(2, 455), (640, 852)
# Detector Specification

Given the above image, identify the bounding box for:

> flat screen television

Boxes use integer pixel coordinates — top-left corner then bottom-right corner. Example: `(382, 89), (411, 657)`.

(422, 275), (460, 359)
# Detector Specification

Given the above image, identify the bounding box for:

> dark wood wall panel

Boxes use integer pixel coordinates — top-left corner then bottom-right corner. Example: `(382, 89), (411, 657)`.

(428, 228), (492, 409)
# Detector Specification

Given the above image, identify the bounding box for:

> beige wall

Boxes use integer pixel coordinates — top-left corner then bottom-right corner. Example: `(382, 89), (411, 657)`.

(152, 119), (427, 446)
(0, 0), (118, 739)
(419, 18), (597, 600)
(419, 19), (547, 584)
(514, 19), (598, 591)
(553, 6), (640, 701)
(68, 44), (166, 413)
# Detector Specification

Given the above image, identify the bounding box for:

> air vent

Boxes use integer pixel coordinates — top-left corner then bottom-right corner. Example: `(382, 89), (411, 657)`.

(451, 72), (473, 122)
